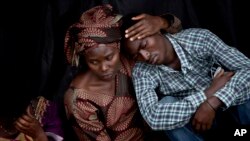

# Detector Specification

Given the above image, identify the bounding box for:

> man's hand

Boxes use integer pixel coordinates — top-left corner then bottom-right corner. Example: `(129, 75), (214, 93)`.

(192, 101), (216, 132)
(125, 14), (167, 41)
(205, 68), (234, 98)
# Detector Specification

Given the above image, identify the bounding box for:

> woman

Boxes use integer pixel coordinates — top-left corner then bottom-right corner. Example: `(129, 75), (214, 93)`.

(64, 4), (181, 141)
(0, 96), (64, 141)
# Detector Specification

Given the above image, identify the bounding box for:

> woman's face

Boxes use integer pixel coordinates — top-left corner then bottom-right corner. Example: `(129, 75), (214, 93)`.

(125, 33), (167, 65)
(84, 43), (120, 81)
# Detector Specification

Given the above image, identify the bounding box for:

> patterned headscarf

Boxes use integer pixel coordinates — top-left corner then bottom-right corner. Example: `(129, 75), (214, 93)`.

(64, 4), (122, 66)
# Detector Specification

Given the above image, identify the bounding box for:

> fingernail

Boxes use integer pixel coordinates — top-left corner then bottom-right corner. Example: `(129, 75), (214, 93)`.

(125, 30), (128, 33)
(130, 38), (134, 41)
(125, 34), (128, 38)
(138, 36), (141, 39)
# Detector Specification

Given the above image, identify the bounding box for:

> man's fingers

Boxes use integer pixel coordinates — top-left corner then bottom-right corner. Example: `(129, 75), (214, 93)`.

(218, 69), (224, 76)
(125, 21), (143, 34)
(195, 123), (201, 132)
(225, 71), (235, 77)
(214, 68), (225, 78)
(201, 124), (207, 131)
(137, 32), (149, 39)
(131, 14), (146, 20)
(206, 122), (212, 130)
(132, 30), (149, 40)
(126, 25), (145, 39)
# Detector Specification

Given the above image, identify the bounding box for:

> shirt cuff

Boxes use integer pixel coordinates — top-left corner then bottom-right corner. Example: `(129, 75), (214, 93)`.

(186, 91), (207, 108)
(214, 87), (236, 109)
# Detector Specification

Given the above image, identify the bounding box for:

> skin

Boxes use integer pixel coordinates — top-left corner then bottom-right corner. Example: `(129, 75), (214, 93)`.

(125, 33), (179, 69)
(192, 69), (234, 131)
(13, 44), (120, 140)
(14, 106), (48, 141)
(84, 44), (121, 81)
(11, 13), (177, 141)
(125, 14), (172, 41)
(63, 44), (122, 141)
(125, 33), (235, 132)
(70, 43), (121, 94)
(64, 14), (177, 139)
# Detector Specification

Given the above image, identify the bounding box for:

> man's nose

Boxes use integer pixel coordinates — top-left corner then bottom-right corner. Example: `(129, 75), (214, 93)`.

(139, 49), (150, 61)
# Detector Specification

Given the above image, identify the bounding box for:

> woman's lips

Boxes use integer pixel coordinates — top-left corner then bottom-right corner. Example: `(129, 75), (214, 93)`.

(102, 73), (113, 79)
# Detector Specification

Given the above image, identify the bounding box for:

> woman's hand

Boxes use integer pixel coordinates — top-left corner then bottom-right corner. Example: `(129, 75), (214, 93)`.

(14, 106), (48, 141)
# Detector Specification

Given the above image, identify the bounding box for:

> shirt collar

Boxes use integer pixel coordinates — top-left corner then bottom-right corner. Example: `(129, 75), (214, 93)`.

(165, 34), (194, 73)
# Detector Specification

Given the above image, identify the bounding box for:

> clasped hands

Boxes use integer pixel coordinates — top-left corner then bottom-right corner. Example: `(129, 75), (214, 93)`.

(192, 67), (235, 132)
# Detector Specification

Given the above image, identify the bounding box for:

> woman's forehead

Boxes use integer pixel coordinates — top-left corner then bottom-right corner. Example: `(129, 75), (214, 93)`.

(85, 44), (116, 57)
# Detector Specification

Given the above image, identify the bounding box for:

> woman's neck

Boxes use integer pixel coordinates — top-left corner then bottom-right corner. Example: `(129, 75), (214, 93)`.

(79, 71), (116, 93)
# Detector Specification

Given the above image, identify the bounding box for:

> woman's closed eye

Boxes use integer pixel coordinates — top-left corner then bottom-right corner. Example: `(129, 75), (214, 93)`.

(141, 40), (147, 49)
(132, 54), (139, 60)
(89, 60), (98, 65)
(106, 54), (114, 61)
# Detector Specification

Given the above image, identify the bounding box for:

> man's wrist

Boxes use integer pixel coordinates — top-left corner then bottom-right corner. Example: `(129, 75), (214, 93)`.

(160, 14), (174, 33)
(207, 96), (222, 110)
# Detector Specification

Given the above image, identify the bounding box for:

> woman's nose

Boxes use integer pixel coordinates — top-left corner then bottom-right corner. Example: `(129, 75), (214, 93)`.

(101, 62), (109, 72)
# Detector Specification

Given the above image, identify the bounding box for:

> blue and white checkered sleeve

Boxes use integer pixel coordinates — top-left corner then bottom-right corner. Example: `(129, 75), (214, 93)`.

(132, 63), (206, 130)
(204, 30), (250, 108)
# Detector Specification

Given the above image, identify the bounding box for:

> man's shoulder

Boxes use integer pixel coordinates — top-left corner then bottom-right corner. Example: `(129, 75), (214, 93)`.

(176, 28), (211, 36)
(133, 62), (158, 74)
(134, 62), (155, 69)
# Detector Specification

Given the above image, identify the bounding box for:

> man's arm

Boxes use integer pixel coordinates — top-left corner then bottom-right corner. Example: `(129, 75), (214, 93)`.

(192, 69), (234, 131)
(132, 63), (206, 130)
(202, 30), (250, 109)
(159, 13), (182, 34)
(125, 13), (182, 41)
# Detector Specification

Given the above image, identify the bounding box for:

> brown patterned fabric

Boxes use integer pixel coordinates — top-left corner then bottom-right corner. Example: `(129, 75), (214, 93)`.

(64, 4), (122, 66)
(63, 5), (144, 141)
(64, 56), (144, 141)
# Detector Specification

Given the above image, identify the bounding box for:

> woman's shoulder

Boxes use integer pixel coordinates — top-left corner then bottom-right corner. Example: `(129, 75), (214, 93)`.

(69, 71), (89, 89)
(119, 55), (135, 77)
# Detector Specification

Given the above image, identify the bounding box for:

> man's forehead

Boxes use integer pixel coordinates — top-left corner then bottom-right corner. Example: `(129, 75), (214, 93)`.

(126, 39), (141, 54)
(127, 39), (141, 48)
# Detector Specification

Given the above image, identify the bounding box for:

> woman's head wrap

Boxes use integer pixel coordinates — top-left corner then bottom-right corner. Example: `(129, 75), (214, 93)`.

(64, 4), (122, 66)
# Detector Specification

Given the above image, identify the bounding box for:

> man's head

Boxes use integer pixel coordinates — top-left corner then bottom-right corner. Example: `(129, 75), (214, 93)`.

(64, 4), (123, 80)
(121, 14), (169, 65)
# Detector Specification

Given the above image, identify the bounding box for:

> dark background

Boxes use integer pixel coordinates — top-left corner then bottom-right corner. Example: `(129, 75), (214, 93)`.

(0, 0), (249, 127)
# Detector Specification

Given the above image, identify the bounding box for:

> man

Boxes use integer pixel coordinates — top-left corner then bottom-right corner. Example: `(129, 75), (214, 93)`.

(121, 14), (250, 141)
(63, 5), (183, 141)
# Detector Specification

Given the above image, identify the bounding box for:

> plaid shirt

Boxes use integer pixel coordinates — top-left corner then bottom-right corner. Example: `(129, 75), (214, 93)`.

(132, 28), (250, 130)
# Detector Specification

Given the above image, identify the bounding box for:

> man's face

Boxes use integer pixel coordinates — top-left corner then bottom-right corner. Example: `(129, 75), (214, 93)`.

(125, 34), (167, 65)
